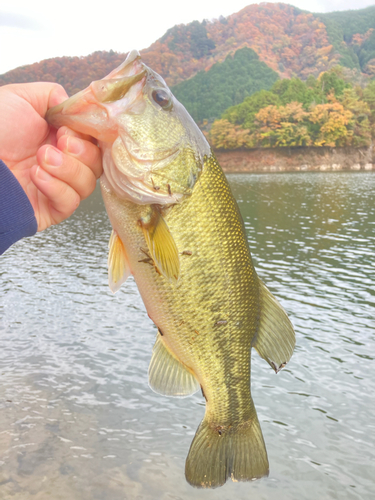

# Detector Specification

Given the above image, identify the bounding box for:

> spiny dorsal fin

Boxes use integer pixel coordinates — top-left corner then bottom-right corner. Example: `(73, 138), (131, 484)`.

(139, 207), (180, 282)
(252, 281), (295, 373)
(149, 333), (200, 397)
(108, 230), (131, 293)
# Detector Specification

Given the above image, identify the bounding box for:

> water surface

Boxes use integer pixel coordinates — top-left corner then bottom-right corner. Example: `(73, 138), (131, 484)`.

(1, 172), (374, 499)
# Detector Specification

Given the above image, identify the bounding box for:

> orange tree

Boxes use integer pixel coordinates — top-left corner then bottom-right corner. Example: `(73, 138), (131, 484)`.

(309, 98), (353, 146)
(209, 119), (253, 149)
(253, 102), (312, 147)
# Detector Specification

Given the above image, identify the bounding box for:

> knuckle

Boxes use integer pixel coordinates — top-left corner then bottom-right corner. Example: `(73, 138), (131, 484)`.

(73, 192), (81, 210)
(80, 172), (97, 199)
(55, 83), (65, 94)
(62, 188), (80, 215)
(53, 151), (98, 200)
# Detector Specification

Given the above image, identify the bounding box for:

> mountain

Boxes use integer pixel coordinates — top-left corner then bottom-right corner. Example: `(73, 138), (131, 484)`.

(0, 3), (374, 113)
(141, 3), (375, 85)
(171, 47), (279, 122)
(142, 3), (331, 84)
(318, 6), (375, 72)
(0, 51), (126, 97)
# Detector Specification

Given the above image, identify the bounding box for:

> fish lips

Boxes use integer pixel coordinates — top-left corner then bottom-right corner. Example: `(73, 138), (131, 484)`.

(45, 50), (146, 142)
(45, 85), (107, 137)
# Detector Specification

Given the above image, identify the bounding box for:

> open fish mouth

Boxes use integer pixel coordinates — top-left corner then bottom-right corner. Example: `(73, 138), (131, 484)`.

(45, 50), (147, 143)
(45, 49), (209, 207)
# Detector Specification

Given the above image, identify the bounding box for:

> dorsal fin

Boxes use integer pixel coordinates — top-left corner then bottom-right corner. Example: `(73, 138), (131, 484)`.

(252, 281), (295, 373)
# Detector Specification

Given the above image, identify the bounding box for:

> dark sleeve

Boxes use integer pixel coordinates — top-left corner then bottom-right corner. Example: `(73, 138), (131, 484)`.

(0, 160), (38, 255)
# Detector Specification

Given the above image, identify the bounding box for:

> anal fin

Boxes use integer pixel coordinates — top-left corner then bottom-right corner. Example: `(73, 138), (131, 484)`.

(139, 206), (180, 283)
(149, 333), (200, 397)
(108, 230), (131, 293)
(252, 281), (295, 373)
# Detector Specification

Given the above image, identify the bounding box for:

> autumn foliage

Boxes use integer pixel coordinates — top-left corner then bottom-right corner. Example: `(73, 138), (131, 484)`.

(209, 69), (374, 150)
(1, 3), (375, 92)
(0, 51), (126, 96)
(1, 3), (374, 151)
(142, 3), (337, 85)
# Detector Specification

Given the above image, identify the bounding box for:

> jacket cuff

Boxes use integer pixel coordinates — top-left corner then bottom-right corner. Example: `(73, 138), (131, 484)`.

(0, 160), (38, 255)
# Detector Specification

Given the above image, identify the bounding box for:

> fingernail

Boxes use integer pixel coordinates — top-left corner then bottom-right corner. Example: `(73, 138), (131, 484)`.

(45, 146), (63, 167)
(60, 127), (75, 137)
(59, 126), (70, 136)
(67, 136), (84, 155)
(36, 166), (52, 181)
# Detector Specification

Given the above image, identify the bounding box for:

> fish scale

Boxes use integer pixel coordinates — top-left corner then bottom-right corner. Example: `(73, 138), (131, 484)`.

(103, 153), (263, 457)
(46, 50), (295, 489)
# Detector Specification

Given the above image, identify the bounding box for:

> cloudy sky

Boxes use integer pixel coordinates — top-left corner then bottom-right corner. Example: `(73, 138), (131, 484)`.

(1, 0), (374, 75)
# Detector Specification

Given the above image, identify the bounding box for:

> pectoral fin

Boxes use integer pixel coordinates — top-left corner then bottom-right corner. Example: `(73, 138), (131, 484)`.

(108, 230), (131, 293)
(140, 207), (180, 282)
(149, 333), (200, 397)
(252, 281), (295, 373)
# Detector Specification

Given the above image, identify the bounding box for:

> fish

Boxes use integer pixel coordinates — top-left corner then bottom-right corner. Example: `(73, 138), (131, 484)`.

(46, 50), (295, 488)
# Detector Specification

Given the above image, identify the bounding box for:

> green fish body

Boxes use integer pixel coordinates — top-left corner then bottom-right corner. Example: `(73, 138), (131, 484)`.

(46, 50), (295, 488)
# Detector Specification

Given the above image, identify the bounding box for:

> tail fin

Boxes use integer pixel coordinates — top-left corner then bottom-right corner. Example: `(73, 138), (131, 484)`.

(185, 414), (269, 488)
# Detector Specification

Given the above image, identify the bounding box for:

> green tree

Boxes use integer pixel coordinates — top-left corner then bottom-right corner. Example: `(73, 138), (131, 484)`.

(362, 80), (375, 136)
(318, 6), (375, 71)
(271, 77), (324, 108)
(222, 89), (280, 129)
(189, 21), (216, 59)
(339, 88), (371, 146)
(172, 47), (279, 123)
(318, 66), (351, 97)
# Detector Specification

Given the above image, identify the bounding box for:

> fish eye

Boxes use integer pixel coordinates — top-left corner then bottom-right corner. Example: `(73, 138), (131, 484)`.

(152, 89), (172, 110)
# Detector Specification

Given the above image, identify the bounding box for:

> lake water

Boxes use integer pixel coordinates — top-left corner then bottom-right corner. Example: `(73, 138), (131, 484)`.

(1, 172), (374, 500)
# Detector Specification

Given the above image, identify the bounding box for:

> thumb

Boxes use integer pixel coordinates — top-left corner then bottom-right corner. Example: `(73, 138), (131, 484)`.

(9, 82), (69, 117)
(48, 84), (69, 109)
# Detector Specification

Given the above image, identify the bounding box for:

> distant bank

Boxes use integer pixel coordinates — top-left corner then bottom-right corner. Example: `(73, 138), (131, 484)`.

(215, 145), (375, 173)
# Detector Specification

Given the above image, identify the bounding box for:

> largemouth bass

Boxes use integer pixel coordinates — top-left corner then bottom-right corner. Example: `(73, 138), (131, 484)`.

(46, 50), (295, 488)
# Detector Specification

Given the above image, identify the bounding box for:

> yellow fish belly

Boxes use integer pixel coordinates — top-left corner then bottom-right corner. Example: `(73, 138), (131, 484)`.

(102, 154), (295, 488)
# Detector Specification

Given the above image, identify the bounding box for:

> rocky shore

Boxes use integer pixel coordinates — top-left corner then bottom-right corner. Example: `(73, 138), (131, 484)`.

(215, 145), (374, 173)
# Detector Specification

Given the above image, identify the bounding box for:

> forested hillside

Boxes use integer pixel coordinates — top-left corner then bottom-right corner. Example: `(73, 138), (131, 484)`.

(209, 68), (375, 149)
(1, 3), (375, 151)
(142, 3), (375, 84)
(0, 51), (125, 97)
(171, 47), (279, 122)
(1, 3), (375, 92)
(319, 6), (375, 73)
(142, 3), (334, 84)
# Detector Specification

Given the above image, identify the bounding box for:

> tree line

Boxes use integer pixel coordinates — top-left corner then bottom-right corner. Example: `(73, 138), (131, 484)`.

(171, 48), (279, 123)
(209, 67), (375, 149)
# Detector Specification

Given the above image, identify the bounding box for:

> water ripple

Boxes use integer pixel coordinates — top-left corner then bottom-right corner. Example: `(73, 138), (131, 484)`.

(1, 174), (374, 500)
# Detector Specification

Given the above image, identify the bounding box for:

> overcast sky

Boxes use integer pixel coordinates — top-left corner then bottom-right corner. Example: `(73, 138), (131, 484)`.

(1, 0), (374, 75)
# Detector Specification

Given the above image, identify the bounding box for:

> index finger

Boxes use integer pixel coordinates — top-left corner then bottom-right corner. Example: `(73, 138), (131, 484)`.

(56, 126), (98, 145)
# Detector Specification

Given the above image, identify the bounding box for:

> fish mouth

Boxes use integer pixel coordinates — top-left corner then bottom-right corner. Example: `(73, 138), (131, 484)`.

(45, 50), (147, 142)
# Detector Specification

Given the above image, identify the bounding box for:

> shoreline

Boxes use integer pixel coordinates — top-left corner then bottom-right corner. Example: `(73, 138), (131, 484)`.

(215, 145), (374, 173)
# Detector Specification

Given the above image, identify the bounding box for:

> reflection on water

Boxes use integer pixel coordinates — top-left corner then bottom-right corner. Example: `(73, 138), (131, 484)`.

(1, 172), (374, 500)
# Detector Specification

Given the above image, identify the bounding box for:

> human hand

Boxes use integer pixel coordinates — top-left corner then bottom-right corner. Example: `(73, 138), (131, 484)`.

(0, 82), (102, 231)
